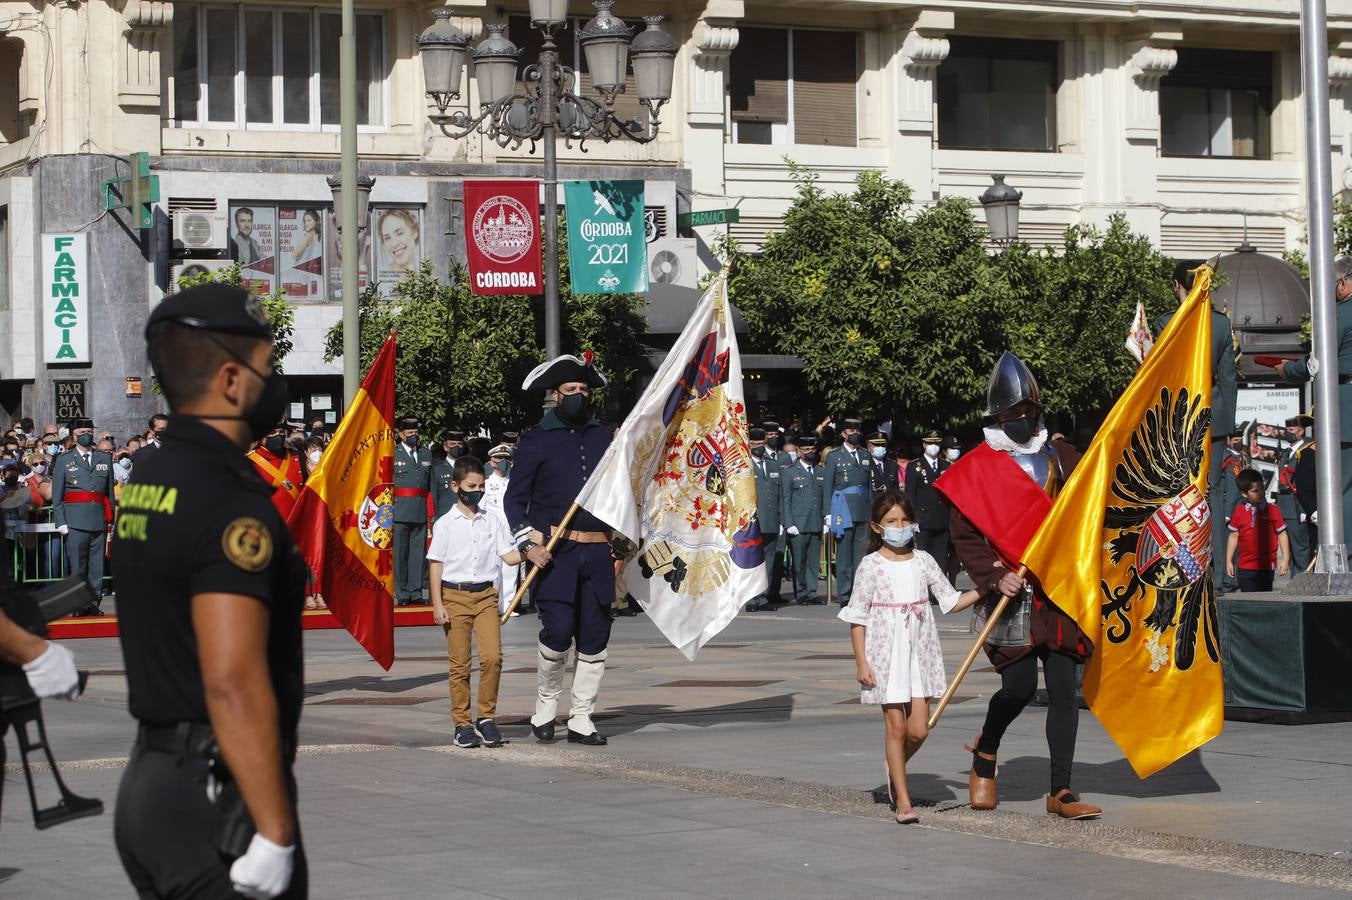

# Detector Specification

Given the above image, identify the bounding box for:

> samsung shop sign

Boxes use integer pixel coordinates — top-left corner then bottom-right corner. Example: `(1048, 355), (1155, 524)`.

(42, 234), (90, 364)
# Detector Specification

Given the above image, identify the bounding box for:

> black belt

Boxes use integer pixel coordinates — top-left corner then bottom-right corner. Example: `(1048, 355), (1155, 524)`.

(442, 580), (493, 593)
(137, 722), (217, 757)
(1339, 375), (1352, 385)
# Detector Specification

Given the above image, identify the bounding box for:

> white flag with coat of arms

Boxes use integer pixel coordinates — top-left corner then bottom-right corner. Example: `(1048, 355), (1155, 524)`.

(574, 276), (767, 659)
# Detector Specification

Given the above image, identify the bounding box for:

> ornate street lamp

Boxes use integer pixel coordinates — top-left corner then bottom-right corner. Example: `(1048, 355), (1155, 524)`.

(416, 3), (678, 360)
(326, 173), (376, 234)
(979, 174), (1022, 246)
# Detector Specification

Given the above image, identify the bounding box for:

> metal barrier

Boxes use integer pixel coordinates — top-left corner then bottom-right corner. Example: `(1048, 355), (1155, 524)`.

(5, 506), (112, 588)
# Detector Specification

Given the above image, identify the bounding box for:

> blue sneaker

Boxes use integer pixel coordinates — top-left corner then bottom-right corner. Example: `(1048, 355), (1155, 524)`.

(453, 724), (481, 748)
(475, 718), (504, 747)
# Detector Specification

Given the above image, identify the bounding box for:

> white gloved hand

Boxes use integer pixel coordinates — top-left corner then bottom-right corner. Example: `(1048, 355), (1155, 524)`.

(22, 642), (80, 700)
(1311, 510), (1319, 525)
(230, 834), (295, 900)
(786, 525), (800, 536)
(57, 524), (69, 535)
(778, 525), (785, 536)
(822, 516), (831, 534)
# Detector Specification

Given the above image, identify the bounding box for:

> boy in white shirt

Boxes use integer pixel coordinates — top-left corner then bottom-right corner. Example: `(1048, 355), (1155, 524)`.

(427, 456), (523, 748)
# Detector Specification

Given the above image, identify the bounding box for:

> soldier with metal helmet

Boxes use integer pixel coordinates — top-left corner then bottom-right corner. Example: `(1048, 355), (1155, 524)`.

(51, 417), (115, 615)
(821, 416), (873, 608)
(392, 416), (433, 606)
(944, 352), (1100, 821)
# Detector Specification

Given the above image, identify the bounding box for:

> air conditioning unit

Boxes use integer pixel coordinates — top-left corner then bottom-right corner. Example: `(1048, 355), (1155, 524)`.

(169, 258), (234, 292)
(646, 238), (697, 288)
(172, 206), (228, 251)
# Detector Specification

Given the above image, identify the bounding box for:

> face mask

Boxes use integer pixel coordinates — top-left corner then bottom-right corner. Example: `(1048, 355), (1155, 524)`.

(1000, 416), (1039, 445)
(45, 444), (58, 456)
(803, 451), (820, 465)
(766, 436), (783, 451)
(924, 443), (941, 458)
(405, 435), (420, 449)
(846, 433), (863, 447)
(308, 451), (323, 465)
(786, 451), (798, 462)
(456, 488), (484, 507)
(117, 458), (132, 470)
(264, 435), (286, 455)
(448, 446), (464, 459)
(945, 448), (960, 461)
(557, 392), (591, 426)
(3, 474), (17, 487)
(75, 433), (93, 448)
(870, 446), (886, 460)
(32, 463), (46, 475)
(881, 524), (916, 548)
(751, 445), (766, 458)
(493, 460), (511, 475)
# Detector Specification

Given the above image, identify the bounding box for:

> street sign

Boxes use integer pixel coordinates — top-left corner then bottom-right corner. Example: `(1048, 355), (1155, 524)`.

(677, 208), (740, 229)
(101, 151), (160, 230)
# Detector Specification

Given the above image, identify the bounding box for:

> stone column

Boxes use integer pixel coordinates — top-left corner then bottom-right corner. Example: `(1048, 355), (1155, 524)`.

(887, 9), (951, 197)
(682, 17), (739, 202)
(1107, 23), (1181, 241)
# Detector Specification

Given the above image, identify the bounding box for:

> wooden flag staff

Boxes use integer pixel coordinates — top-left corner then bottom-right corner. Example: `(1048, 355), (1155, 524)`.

(927, 565), (1027, 731)
(499, 501), (581, 624)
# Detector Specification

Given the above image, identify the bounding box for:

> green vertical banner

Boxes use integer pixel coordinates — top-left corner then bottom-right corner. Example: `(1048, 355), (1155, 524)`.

(564, 180), (648, 294)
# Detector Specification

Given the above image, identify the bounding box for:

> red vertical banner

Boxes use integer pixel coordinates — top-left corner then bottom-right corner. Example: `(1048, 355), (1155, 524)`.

(463, 180), (544, 295)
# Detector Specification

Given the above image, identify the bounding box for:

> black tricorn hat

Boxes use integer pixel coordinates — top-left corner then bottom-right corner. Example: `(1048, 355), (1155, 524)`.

(396, 416), (420, 430)
(72, 418), (94, 430)
(522, 353), (608, 393)
(748, 427), (767, 441)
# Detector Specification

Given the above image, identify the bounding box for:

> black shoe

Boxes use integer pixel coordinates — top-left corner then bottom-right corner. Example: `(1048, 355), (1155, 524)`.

(532, 721), (556, 742)
(745, 602), (768, 612)
(76, 603), (102, 617)
(567, 729), (608, 746)
(453, 725), (481, 748)
(476, 718), (504, 747)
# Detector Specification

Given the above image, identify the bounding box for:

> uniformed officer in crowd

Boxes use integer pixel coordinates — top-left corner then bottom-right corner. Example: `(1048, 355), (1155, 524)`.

(504, 354), (616, 745)
(906, 430), (953, 572)
(482, 443), (520, 615)
(746, 426), (785, 611)
(866, 432), (894, 494)
(761, 420), (786, 464)
(496, 430), (519, 451)
(247, 422), (305, 520)
(114, 283), (307, 900)
(784, 435), (824, 605)
(393, 417), (433, 606)
(431, 441), (458, 524)
(1276, 414), (1316, 571)
(441, 430), (467, 462)
(52, 418), (115, 615)
(821, 417), (872, 607)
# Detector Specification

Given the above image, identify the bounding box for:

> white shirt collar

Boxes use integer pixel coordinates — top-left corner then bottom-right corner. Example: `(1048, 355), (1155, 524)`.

(449, 505), (485, 522)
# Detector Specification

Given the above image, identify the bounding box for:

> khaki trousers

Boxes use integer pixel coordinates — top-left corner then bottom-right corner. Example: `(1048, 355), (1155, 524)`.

(442, 586), (503, 726)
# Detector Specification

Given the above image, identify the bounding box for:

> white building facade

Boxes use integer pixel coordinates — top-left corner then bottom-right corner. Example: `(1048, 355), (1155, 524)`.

(1, 0), (1350, 433)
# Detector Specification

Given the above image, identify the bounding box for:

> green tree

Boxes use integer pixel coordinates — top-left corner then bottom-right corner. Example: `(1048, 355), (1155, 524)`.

(171, 263), (295, 370)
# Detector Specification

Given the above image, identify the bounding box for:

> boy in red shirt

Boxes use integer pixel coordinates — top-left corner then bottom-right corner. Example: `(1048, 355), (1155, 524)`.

(1226, 468), (1291, 592)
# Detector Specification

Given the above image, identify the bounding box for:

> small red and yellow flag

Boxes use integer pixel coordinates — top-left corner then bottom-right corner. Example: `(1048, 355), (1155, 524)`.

(1022, 265), (1223, 777)
(288, 334), (398, 668)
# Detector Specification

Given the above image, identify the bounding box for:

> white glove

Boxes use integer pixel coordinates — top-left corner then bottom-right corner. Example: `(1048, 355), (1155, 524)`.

(230, 833), (295, 900)
(57, 524), (69, 535)
(778, 525), (785, 536)
(822, 516), (831, 534)
(22, 642), (80, 700)
(786, 525), (800, 536)
(1311, 510), (1319, 525)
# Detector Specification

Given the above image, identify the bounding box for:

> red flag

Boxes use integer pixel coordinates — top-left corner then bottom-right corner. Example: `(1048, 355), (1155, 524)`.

(287, 334), (398, 668)
(463, 180), (543, 295)
(934, 442), (1052, 568)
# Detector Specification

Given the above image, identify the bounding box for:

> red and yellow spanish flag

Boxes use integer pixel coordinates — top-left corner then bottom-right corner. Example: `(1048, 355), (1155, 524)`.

(1022, 264), (1223, 777)
(288, 334), (398, 669)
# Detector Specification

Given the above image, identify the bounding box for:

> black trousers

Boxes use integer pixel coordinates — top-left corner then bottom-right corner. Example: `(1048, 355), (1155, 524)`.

(914, 528), (950, 574)
(978, 651), (1080, 794)
(537, 547), (613, 657)
(115, 744), (307, 899)
(1236, 567), (1275, 592)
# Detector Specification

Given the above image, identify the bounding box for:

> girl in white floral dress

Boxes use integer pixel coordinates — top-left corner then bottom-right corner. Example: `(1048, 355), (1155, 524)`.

(839, 490), (980, 824)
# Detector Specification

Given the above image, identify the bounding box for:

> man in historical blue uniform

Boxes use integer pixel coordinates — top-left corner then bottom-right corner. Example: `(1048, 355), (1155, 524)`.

(392, 416), (433, 605)
(746, 425), (785, 611)
(52, 417), (115, 614)
(821, 416), (872, 607)
(504, 353), (616, 745)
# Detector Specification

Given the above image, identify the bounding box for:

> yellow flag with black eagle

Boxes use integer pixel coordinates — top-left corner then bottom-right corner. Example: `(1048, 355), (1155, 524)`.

(1021, 263), (1223, 777)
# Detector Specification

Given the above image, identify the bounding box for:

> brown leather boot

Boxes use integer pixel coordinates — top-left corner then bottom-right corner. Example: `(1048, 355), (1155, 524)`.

(1046, 789), (1101, 820)
(967, 741), (998, 810)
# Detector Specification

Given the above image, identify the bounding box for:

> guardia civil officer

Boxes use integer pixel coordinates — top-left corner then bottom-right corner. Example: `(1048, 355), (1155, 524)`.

(746, 426), (785, 611)
(114, 283), (308, 899)
(51, 417), (114, 615)
(503, 354), (615, 745)
(431, 440), (458, 525)
(784, 435), (824, 604)
(866, 432), (895, 495)
(820, 417), (872, 607)
(906, 430), (953, 573)
(1276, 414), (1316, 571)
(392, 417), (433, 605)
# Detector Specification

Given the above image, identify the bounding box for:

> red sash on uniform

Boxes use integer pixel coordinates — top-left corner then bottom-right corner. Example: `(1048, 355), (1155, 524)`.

(933, 443), (1051, 569)
(65, 489), (113, 525)
(394, 487), (434, 521)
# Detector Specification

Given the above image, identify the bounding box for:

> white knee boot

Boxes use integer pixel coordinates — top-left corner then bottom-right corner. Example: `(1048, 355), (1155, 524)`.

(567, 649), (607, 740)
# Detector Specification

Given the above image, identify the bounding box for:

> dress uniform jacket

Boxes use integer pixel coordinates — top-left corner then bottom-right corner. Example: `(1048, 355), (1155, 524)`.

(246, 446), (303, 520)
(1284, 298), (1352, 534)
(393, 442), (433, 523)
(783, 460), (823, 530)
(431, 457), (456, 523)
(751, 453), (785, 534)
(870, 457), (899, 495)
(905, 456), (951, 530)
(820, 448), (873, 530)
(52, 448), (115, 532)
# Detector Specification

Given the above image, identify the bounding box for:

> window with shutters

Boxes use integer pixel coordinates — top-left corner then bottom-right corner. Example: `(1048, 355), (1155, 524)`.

(728, 27), (858, 147)
(0, 38), (22, 145)
(936, 37), (1057, 151)
(1160, 49), (1272, 159)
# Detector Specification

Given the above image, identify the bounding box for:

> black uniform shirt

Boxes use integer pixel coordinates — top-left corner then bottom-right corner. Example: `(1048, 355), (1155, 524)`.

(113, 417), (307, 737)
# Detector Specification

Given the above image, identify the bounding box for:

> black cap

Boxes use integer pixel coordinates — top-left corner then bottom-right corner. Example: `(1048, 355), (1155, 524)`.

(443, 430), (465, 442)
(798, 436), (818, 449)
(72, 418), (94, 430)
(761, 420), (781, 432)
(498, 431), (519, 443)
(396, 417), (420, 430)
(748, 427), (767, 441)
(941, 435), (960, 450)
(147, 284), (274, 340)
(1286, 414), (1314, 428)
(921, 430), (942, 444)
(867, 432), (887, 446)
(841, 417), (863, 430)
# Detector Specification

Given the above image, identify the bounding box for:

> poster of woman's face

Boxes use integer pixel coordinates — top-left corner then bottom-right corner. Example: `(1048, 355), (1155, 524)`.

(374, 208), (422, 293)
(324, 208), (371, 302)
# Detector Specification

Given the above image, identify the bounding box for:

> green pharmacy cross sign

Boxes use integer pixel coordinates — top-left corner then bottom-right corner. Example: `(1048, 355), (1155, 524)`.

(101, 152), (160, 230)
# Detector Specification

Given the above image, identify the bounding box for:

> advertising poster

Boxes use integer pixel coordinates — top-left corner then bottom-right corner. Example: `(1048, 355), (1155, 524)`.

(372, 207), (423, 296)
(564, 180), (647, 294)
(277, 206), (327, 301)
(325, 208), (372, 302)
(462, 180), (543, 296)
(229, 204), (276, 296)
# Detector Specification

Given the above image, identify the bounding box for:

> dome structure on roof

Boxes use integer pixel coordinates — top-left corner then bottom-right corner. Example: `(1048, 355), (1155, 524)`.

(1210, 242), (1309, 381)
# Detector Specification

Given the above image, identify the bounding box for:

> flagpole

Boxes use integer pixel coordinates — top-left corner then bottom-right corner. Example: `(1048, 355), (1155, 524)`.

(927, 566), (1026, 731)
(499, 502), (581, 623)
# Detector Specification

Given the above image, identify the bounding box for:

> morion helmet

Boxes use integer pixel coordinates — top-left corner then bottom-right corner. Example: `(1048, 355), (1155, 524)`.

(984, 351), (1042, 419)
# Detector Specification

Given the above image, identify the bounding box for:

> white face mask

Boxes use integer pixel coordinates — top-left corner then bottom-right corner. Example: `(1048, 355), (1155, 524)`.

(881, 524), (916, 548)
(117, 458), (132, 470)
(32, 463), (46, 475)
(308, 451), (323, 465)
(870, 446), (887, 460)
(945, 448), (960, 461)
(924, 444), (941, 458)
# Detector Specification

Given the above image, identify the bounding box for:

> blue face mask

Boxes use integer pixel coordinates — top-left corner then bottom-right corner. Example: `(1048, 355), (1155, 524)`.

(870, 446), (887, 460)
(786, 451), (798, 462)
(881, 524), (916, 548)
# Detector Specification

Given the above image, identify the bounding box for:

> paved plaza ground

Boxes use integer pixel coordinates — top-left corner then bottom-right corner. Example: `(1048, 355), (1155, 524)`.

(5, 596), (1352, 898)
